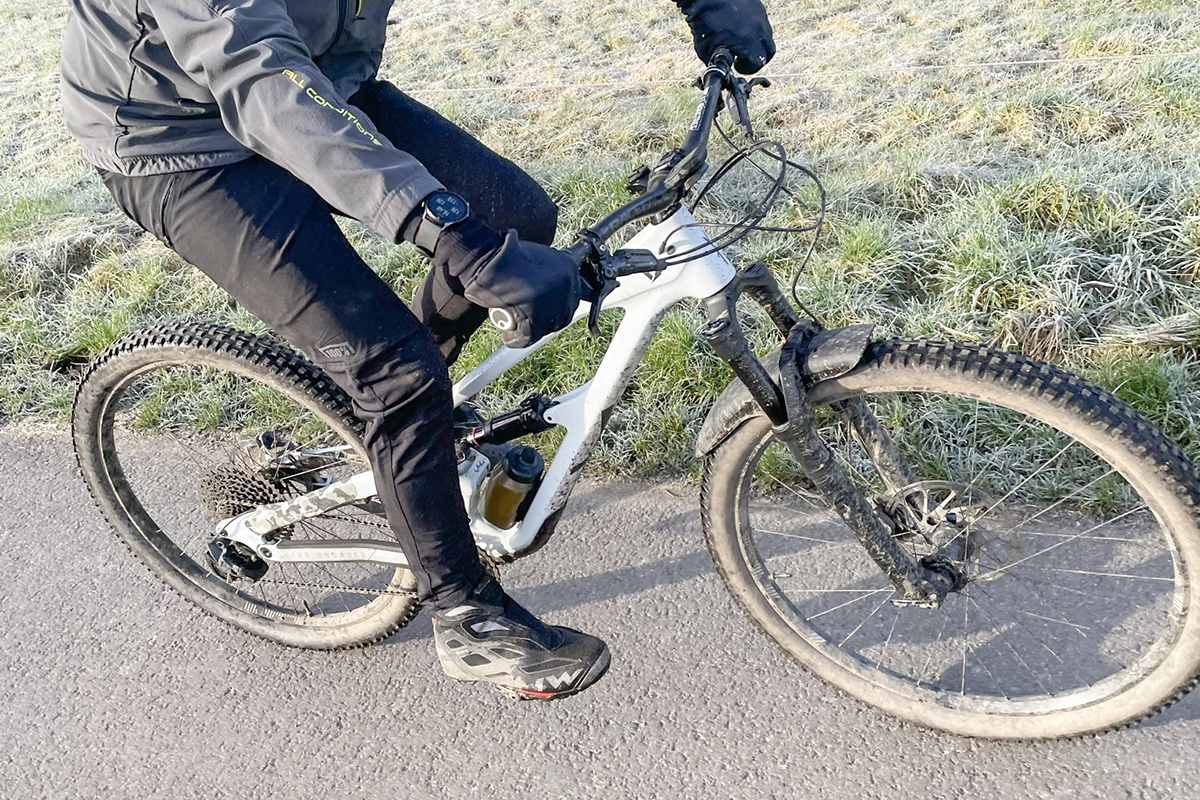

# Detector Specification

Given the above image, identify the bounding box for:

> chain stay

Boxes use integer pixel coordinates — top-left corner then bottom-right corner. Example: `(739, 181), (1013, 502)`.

(242, 540), (502, 601)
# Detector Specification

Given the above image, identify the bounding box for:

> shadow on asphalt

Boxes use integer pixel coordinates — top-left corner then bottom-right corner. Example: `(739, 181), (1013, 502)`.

(378, 478), (1200, 735)
(382, 498), (709, 646)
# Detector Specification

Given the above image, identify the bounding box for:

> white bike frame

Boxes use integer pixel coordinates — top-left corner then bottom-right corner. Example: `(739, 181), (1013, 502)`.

(218, 206), (737, 566)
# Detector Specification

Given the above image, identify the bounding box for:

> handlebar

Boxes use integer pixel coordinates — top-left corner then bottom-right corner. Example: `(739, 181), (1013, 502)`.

(582, 47), (735, 245)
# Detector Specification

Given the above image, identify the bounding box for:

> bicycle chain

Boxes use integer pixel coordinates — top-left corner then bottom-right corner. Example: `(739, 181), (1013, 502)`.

(254, 575), (419, 598)
(324, 514), (391, 530)
(254, 511), (407, 598)
(233, 515), (420, 596)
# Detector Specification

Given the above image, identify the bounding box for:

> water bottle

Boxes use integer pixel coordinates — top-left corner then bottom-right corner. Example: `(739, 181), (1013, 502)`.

(481, 445), (544, 529)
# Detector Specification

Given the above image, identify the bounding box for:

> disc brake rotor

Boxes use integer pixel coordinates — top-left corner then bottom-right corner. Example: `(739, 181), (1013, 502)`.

(880, 480), (997, 568)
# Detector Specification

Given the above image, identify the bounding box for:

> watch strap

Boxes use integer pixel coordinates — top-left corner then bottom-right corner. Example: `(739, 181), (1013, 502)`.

(413, 211), (442, 256)
(413, 191), (471, 257)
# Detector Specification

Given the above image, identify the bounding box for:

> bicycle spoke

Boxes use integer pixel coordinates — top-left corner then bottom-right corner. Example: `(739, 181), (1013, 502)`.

(1014, 610), (1089, 636)
(1036, 567), (1174, 583)
(916, 611), (953, 690)
(967, 439), (1079, 528)
(808, 588), (894, 620)
(876, 608), (902, 672)
(785, 587), (898, 594)
(1017, 529), (1156, 546)
(765, 473), (824, 511)
(986, 565), (1128, 602)
(966, 593), (1052, 695)
(838, 591), (895, 647)
(961, 592), (969, 694)
(975, 504), (1149, 582)
(755, 528), (849, 545)
(970, 581), (1068, 668)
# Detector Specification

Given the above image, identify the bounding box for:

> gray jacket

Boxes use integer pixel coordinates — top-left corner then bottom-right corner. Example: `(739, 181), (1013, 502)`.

(61, 0), (442, 242)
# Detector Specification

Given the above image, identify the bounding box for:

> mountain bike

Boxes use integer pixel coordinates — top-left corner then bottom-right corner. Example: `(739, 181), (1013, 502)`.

(73, 49), (1200, 739)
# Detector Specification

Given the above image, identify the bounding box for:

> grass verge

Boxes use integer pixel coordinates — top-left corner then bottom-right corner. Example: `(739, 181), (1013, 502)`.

(2, 1), (1199, 484)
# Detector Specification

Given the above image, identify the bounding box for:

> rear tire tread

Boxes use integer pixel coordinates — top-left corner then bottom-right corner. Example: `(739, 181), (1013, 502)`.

(73, 321), (419, 651)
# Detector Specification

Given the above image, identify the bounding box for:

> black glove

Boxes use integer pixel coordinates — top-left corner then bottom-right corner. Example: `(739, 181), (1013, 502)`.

(676, 0), (775, 74)
(432, 218), (582, 349)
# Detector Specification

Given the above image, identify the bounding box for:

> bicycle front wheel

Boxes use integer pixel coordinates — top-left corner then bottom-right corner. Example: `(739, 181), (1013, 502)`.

(73, 322), (420, 650)
(701, 339), (1200, 739)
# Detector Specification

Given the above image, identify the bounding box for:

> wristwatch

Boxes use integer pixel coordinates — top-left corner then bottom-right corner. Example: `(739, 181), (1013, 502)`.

(413, 190), (471, 256)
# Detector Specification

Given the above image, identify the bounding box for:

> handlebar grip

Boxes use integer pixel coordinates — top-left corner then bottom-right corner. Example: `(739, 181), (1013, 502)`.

(488, 307), (516, 333)
(708, 46), (734, 71)
(564, 240), (589, 263)
(487, 239), (592, 336)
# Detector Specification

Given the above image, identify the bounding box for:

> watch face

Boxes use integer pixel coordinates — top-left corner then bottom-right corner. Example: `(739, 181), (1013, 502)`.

(425, 191), (470, 226)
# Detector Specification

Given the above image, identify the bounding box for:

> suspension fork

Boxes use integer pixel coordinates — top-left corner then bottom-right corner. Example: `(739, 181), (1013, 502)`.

(700, 266), (956, 606)
(834, 398), (920, 493)
(699, 262), (916, 490)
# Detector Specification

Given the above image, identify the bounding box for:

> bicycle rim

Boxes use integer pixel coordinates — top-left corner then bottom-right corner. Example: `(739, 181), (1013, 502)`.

(81, 341), (417, 640)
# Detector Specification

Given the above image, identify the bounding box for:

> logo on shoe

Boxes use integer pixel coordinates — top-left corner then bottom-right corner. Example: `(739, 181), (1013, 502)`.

(318, 341), (356, 359)
(537, 668), (582, 692)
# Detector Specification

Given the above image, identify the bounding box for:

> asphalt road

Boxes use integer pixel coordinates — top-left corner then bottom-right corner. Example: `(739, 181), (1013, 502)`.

(2, 427), (1199, 800)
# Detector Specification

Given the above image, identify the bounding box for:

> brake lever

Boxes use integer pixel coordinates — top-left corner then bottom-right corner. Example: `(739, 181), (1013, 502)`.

(584, 249), (663, 337)
(587, 278), (618, 337)
(727, 78), (755, 140)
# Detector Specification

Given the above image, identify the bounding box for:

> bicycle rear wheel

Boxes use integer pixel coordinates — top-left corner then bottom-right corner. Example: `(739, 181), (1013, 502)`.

(701, 339), (1200, 738)
(73, 322), (419, 649)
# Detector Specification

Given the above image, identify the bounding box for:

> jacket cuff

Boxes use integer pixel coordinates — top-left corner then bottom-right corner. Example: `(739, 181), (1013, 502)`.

(374, 174), (446, 243)
(431, 217), (506, 280)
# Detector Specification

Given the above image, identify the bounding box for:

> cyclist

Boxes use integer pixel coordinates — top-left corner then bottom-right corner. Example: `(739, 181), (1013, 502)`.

(60, 0), (775, 700)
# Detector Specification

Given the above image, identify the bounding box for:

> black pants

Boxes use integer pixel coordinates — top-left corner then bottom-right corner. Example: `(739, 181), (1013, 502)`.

(99, 80), (558, 609)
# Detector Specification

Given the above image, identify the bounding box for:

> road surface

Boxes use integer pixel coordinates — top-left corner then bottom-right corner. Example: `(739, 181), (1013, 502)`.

(2, 427), (1197, 799)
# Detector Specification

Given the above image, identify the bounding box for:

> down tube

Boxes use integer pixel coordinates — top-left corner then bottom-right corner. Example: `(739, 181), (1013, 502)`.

(474, 301), (669, 556)
(475, 210), (738, 557)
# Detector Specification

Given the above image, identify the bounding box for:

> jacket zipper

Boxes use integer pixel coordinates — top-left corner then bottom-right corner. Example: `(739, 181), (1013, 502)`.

(332, 0), (351, 50)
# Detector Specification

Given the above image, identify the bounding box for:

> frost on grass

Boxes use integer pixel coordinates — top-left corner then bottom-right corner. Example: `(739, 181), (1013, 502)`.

(2, 1), (1199, 475)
